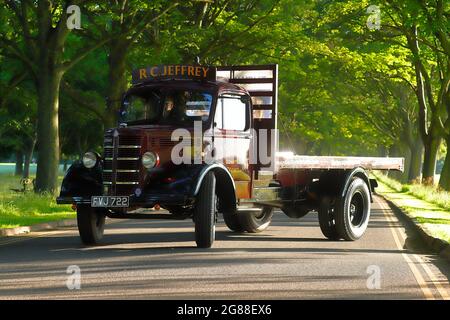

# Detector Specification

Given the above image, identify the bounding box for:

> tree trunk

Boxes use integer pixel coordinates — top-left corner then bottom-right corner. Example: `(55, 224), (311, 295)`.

(408, 142), (423, 183)
(35, 70), (63, 193)
(15, 150), (23, 176)
(389, 144), (409, 182)
(438, 137), (450, 191)
(106, 39), (128, 130)
(23, 137), (36, 179)
(422, 136), (440, 185)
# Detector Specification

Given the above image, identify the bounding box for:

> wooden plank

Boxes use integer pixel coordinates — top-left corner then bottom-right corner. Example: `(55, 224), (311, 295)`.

(252, 104), (274, 110)
(228, 78), (274, 84)
(276, 155), (404, 172)
(248, 91), (275, 97)
(217, 65), (277, 71)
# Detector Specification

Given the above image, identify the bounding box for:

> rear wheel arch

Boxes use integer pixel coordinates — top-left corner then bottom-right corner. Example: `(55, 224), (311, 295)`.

(340, 168), (373, 202)
(316, 168), (372, 202)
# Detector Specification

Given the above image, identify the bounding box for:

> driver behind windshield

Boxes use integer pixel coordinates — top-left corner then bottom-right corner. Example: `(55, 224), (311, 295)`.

(122, 88), (212, 126)
(162, 91), (188, 122)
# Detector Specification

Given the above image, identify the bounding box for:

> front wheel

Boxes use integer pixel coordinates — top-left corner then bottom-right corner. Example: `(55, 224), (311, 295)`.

(77, 206), (106, 245)
(238, 207), (274, 233)
(335, 177), (371, 241)
(194, 172), (216, 248)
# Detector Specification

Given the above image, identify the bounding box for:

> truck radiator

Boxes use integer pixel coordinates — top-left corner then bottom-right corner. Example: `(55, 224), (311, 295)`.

(102, 132), (142, 196)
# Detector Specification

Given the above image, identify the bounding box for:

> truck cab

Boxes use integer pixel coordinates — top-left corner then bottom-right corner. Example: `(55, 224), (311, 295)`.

(57, 64), (403, 248)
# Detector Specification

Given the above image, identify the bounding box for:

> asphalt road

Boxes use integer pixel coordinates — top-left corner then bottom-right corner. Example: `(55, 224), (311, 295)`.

(0, 196), (449, 299)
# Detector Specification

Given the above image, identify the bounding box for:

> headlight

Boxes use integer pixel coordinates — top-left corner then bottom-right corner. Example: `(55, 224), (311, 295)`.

(82, 152), (98, 169)
(142, 151), (159, 169)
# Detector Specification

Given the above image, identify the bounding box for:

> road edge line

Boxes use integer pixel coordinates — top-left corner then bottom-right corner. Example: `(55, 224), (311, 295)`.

(377, 194), (450, 264)
(376, 197), (436, 299)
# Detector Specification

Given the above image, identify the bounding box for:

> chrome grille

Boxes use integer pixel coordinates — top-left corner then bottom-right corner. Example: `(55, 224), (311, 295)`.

(102, 131), (142, 196)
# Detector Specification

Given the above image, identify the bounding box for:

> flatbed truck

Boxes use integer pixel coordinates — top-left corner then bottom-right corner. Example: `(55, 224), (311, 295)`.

(57, 64), (403, 248)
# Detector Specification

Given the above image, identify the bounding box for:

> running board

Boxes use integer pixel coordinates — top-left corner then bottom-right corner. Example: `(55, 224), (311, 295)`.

(106, 212), (189, 220)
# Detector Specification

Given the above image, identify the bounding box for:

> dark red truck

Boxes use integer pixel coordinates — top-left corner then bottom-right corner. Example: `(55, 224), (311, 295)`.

(57, 64), (403, 248)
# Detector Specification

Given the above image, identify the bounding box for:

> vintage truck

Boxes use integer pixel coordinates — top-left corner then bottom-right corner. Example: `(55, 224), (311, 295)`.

(57, 64), (403, 248)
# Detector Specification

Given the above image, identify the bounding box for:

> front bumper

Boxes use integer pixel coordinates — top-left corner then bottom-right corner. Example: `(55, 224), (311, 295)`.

(56, 193), (192, 207)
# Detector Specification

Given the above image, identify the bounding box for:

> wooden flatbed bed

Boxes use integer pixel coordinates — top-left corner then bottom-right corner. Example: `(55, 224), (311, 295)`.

(276, 153), (404, 171)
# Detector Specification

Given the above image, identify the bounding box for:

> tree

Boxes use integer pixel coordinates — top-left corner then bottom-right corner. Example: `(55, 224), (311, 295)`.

(377, 0), (448, 186)
(0, 1), (109, 193)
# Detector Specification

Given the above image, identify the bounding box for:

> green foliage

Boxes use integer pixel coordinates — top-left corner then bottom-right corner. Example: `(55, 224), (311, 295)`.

(0, 174), (74, 228)
(0, 0), (448, 188)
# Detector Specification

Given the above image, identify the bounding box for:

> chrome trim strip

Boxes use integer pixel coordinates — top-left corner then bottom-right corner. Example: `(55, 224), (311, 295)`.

(103, 182), (112, 185)
(105, 145), (140, 149)
(116, 182), (139, 185)
(117, 169), (139, 173)
(105, 157), (139, 161)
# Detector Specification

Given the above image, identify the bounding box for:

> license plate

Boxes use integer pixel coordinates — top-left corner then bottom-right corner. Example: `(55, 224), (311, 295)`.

(91, 196), (129, 208)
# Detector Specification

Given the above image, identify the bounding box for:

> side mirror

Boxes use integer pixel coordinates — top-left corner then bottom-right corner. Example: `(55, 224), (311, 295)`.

(118, 96), (130, 122)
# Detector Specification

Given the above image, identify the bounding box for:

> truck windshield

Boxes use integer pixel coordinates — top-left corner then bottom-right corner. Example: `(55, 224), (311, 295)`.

(121, 88), (213, 126)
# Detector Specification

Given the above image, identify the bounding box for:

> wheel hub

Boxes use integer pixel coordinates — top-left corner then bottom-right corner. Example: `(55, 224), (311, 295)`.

(349, 192), (364, 227)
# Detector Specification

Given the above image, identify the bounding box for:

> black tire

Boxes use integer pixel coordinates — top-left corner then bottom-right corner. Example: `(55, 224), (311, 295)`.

(335, 177), (371, 241)
(238, 207), (274, 233)
(318, 196), (341, 240)
(77, 206), (106, 245)
(194, 172), (216, 248)
(223, 210), (245, 232)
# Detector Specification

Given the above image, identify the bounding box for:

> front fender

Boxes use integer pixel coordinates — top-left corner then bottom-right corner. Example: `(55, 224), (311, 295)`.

(142, 163), (236, 212)
(192, 163), (236, 197)
(192, 163), (237, 213)
(59, 161), (103, 198)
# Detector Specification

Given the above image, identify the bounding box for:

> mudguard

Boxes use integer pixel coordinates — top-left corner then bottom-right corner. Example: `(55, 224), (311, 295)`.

(59, 161), (103, 198)
(317, 167), (373, 202)
(192, 163), (235, 196)
(340, 167), (373, 202)
(145, 163), (235, 197)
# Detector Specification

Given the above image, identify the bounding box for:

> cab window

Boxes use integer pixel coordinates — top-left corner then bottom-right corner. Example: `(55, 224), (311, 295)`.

(121, 88), (213, 126)
(215, 95), (249, 131)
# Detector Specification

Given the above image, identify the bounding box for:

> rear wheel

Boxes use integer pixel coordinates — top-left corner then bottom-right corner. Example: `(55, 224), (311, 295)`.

(223, 210), (245, 232)
(194, 172), (216, 248)
(318, 196), (340, 240)
(335, 177), (371, 241)
(238, 207), (274, 233)
(77, 206), (106, 245)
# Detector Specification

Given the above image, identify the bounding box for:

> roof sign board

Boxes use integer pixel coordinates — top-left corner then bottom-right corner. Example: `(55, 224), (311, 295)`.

(132, 65), (216, 84)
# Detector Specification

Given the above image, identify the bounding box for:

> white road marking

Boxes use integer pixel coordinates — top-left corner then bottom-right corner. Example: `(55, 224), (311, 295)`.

(376, 197), (449, 300)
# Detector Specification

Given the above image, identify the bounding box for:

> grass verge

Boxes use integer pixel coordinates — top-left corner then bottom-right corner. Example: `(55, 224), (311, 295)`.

(0, 174), (74, 229)
(373, 172), (450, 209)
(373, 171), (450, 244)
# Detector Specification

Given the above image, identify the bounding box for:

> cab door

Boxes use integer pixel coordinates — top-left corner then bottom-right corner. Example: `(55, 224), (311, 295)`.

(213, 93), (252, 199)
